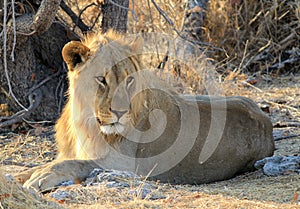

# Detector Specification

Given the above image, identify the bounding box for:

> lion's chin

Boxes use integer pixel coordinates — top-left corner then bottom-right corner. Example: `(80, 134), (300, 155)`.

(100, 123), (125, 135)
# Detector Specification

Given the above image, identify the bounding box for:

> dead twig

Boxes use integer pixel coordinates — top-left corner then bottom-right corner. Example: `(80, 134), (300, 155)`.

(78, 2), (98, 19)
(156, 54), (169, 70)
(0, 90), (43, 128)
(60, 0), (90, 32)
(266, 101), (299, 112)
(55, 72), (66, 113)
(146, 0), (172, 72)
(274, 122), (300, 128)
(240, 81), (263, 92)
(1, 160), (37, 168)
(88, 9), (102, 31)
(77, 2), (100, 31)
(10, 0), (16, 62)
(273, 134), (300, 141)
(26, 69), (62, 96)
(270, 57), (300, 69)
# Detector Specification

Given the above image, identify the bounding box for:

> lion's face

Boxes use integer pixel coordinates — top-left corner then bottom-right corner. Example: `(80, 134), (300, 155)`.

(93, 60), (137, 135)
(62, 33), (144, 137)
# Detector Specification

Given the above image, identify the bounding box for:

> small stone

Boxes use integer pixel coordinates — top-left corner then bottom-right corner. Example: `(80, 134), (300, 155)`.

(255, 156), (300, 176)
(50, 190), (71, 200)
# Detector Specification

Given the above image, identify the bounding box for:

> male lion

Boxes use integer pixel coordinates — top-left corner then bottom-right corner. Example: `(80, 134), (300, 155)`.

(18, 31), (274, 191)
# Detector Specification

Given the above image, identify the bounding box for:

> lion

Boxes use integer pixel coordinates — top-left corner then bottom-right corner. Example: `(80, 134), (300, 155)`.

(17, 31), (274, 191)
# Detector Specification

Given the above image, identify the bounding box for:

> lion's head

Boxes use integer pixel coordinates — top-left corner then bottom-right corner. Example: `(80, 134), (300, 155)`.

(63, 32), (145, 131)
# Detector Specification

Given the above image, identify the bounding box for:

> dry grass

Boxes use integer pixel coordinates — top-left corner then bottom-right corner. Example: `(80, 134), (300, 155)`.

(56, 186), (300, 209)
(0, 127), (56, 167)
(127, 1), (185, 34)
(1, 76), (299, 208)
(203, 0), (300, 73)
(0, 174), (61, 209)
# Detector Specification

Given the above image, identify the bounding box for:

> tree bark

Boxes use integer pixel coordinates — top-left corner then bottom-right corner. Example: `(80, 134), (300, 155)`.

(0, 0), (71, 125)
(101, 0), (129, 32)
(181, 0), (209, 41)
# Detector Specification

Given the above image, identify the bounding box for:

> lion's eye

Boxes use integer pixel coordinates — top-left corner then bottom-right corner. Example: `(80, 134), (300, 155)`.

(95, 76), (107, 87)
(126, 76), (135, 89)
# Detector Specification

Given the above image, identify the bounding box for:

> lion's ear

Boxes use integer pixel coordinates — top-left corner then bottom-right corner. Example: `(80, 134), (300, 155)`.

(62, 41), (91, 71)
(129, 36), (144, 54)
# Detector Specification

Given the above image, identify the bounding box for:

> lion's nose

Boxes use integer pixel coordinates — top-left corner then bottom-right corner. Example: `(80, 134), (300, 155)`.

(110, 108), (127, 119)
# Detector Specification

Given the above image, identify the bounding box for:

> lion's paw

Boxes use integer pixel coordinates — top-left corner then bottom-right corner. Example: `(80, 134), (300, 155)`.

(23, 164), (75, 192)
(23, 160), (96, 192)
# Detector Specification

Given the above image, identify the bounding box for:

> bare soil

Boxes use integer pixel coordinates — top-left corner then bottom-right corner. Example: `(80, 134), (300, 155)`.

(0, 75), (299, 208)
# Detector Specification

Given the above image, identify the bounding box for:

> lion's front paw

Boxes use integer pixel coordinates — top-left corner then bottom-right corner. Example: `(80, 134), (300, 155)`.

(14, 166), (39, 184)
(23, 164), (75, 192)
(23, 160), (97, 192)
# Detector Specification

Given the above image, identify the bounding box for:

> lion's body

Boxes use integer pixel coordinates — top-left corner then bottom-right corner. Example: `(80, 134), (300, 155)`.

(19, 31), (274, 190)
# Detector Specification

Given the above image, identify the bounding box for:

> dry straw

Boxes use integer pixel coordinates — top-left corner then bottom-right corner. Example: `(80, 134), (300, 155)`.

(0, 173), (61, 209)
(203, 0), (300, 73)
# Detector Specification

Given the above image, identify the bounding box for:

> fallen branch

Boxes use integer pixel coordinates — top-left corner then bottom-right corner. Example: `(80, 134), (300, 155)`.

(266, 101), (299, 112)
(0, 90), (42, 128)
(270, 57), (300, 69)
(240, 81), (263, 92)
(274, 122), (300, 128)
(1, 160), (38, 168)
(273, 134), (300, 141)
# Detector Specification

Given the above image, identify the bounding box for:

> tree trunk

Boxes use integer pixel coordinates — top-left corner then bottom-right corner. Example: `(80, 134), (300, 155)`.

(101, 0), (129, 32)
(0, 0), (71, 125)
(181, 0), (209, 41)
